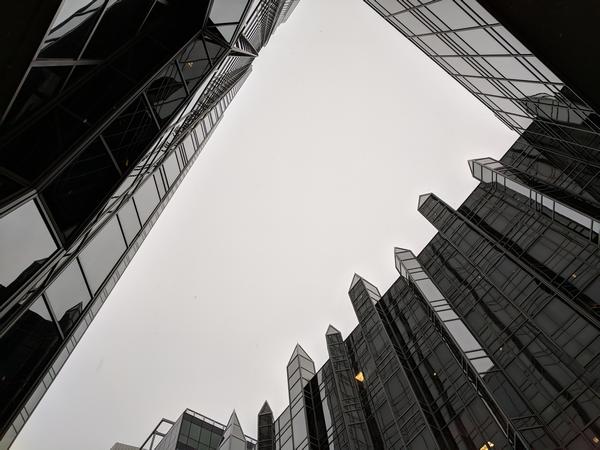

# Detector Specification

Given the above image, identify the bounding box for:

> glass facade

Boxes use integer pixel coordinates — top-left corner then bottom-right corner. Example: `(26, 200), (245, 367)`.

(0, 0), (300, 447)
(138, 409), (257, 450)
(119, 2), (600, 444)
(363, 0), (600, 162)
(125, 140), (600, 449)
(9, 1), (600, 449)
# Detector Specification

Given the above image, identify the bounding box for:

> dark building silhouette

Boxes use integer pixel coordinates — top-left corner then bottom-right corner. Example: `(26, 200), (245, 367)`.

(0, 0), (300, 447)
(138, 3), (600, 448)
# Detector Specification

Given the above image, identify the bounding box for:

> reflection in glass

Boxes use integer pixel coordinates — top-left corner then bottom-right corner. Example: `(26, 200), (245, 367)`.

(41, 0), (103, 56)
(0, 201), (57, 303)
(0, 297), (61, 427)
(79, 217), (126, 293)
(163, 153), (180, 186)
(117, 199), (141, 245)
(133, 177), (160, 224)
(209, 0), (249, 25)
(44, 259), (91, 334)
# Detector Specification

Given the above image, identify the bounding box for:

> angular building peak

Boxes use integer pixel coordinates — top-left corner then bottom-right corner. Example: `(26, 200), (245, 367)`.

(394, 248), (417, 275)
(349, 273), (363, 290)
(349, 274), (381, 300)
(218, 410), (247, 450)
(326, 324), (341, 336)
(258, 400), (272, 415)
(418, 193), (433, 209)
(288, 343), (312, 364)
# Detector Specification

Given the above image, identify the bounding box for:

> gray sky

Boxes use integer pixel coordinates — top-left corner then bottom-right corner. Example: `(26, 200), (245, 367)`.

(13, 0), (516, 448)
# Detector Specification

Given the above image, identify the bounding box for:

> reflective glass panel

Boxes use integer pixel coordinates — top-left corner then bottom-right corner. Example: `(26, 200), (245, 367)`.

(117, 198), (141, 245)
(0, 201), (57, 303)
(183, 135), (195, 161)
(163, 152), (180, 186)
(0, 297), (61, 427)
(79, 217), (126, 293)
(133, 177), (160, 224)
(209, 0), (249, 25)
(445, 320), (481, 352)
(45, 259), (91, 334)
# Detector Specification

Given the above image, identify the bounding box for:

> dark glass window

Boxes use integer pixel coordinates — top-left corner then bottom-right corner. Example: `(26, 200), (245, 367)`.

(39, 0), (103, 58)
(0, 201), (57, 305)
(44, 259), (91, 334)
(79, 217), (126, 293)
(0, 297), (61, 427)
(43, 138), (121, 240)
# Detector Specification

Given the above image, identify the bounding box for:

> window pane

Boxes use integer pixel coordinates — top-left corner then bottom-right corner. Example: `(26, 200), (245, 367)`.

(117, 199), (141, 245)
(0, 297), (61, 427)
(45, 259), (91, 334)
(415, 278), (444, 301)
(133, 177), (160, 224)
(455, 28), (507, 55)
(445, 320), (481, 352)
(426, 1), (478, 29)
(209, 0), (249, 24)
(79, 217), (126, 293)
(0, 200), (57, 303)
(183, 135), (195, 160)
(163, 152), (180, 186)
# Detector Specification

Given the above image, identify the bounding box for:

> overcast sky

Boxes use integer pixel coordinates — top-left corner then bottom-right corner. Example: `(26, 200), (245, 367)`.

(13, 0), (516, 448)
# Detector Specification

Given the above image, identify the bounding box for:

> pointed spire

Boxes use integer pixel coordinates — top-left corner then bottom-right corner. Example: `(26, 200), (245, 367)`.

(348, 274), (381, 303)
(258, 401), (272, 415)
(418, 193), (432, 209)
(326, 324), (340, 336)
(218, 410), (246, 450)
(349, 273), (362, 290)
(288, 343), (312, 365)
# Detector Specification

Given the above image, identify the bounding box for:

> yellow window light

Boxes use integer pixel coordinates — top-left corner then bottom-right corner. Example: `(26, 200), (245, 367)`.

(355, 371), (365, 382)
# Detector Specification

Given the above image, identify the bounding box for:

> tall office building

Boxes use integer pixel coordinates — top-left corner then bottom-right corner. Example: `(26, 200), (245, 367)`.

(362, 0), (600, 156)
(362, 0), (600, 227)
(0, 0), (300, 447)
(127, 3), (600, 448)
(134, 245), (598, 449)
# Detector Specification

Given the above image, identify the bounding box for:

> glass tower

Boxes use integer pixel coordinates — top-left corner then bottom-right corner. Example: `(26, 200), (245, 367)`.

(0, 0), (300, 447)
(362, 0), (600, 157)
(133, 409), (257, 450)
(126, 3), (600, 447)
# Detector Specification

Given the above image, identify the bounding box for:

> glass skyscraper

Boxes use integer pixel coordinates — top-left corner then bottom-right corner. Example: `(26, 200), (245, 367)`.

(0, 0), (300, 448)
(127, 2), (600, 449)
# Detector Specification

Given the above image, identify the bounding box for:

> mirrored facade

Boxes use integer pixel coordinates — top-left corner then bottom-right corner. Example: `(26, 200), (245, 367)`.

(0, 0), (300, 447)
(134, 409), (257, 450)
(122, 3), (600, 445)
(363, 0), (600, 162)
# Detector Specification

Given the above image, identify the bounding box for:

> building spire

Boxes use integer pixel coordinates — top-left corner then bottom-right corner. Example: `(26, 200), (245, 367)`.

(218, 410), (246, 450)
(287, 343), (312, 365)
(258, 400), (272, 415)
(326, 324), (341, 336)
